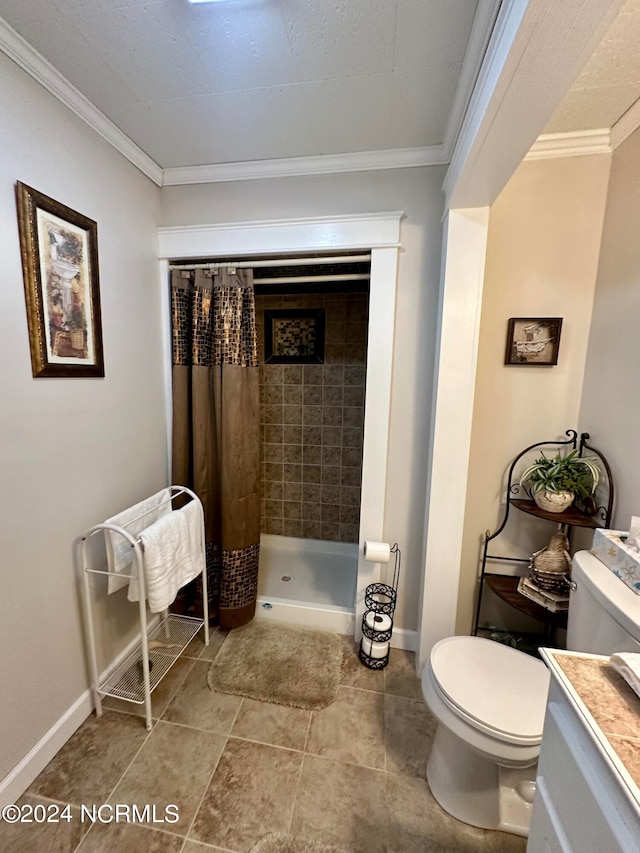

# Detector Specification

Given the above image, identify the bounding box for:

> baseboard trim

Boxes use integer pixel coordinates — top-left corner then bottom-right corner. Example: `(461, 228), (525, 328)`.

(0, 618), (159, 807)
(390, 628), (418, 652)
(0, 690), (92, 808)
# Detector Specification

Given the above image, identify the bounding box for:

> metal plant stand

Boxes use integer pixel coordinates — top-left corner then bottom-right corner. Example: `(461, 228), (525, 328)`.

(472, 430), (614, 642)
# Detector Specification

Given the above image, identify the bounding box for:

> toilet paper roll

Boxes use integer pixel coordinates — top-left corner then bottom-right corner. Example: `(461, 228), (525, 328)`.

(361, 637), (390, 660)
(364, 541), (391, 563)
(365, 611), (392, 633)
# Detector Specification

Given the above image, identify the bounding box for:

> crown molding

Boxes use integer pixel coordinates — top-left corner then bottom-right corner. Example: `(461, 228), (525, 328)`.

(610, 96), (640, 150)
(0, 18), (163, 186)
(442, 0), (503, 157)
(525, 129), (612, 160)
(161, 146), (447, 186)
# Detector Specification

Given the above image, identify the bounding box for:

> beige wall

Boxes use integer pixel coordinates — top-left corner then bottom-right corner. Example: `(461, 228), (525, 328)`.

(456, 155), (611, 634)
(0, 53), (164, 781)
(579, 127), (640, 530)
(162, 168), (445, 631)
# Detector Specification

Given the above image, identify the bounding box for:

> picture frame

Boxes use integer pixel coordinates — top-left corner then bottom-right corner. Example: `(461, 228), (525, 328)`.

(504, 317), (562, 366)
(264, 308), (325, 364)
(15, 181), (104, 378)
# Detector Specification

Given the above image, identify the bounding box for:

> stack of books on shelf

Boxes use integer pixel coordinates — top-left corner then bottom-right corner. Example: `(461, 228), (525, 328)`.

(517, 575), (570, 613)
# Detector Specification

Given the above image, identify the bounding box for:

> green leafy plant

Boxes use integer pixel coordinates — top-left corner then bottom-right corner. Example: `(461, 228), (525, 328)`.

(487, 626), (522, 648)
(519, 449), (600, 500)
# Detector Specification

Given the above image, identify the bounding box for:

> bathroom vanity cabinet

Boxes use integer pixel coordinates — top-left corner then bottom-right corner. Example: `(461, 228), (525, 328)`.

(473, 430), (613, 643)
(527, 650), (640, 852)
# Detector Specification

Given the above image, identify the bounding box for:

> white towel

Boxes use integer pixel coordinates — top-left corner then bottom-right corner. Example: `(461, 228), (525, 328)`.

(609, 652), (640, 699)
(132, 500), (206, 613)
(104, 488), (171, 594)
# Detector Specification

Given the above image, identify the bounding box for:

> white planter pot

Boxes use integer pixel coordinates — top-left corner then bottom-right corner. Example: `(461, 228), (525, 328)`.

(533, 489), (574, 513)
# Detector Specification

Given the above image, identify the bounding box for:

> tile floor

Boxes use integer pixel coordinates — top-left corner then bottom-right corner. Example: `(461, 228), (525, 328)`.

(0, 627), (527, 853)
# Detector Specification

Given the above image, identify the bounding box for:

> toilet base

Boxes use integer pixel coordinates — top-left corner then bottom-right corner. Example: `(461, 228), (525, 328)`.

(427, 725), (536, 838)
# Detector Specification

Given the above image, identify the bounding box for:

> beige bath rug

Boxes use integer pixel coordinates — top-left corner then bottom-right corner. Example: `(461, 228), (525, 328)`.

(250, 833), (347, 853)
(207, 620), (343, 710)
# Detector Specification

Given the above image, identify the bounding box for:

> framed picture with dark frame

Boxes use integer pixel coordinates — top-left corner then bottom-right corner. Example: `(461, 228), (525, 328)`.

(264, 308), (326, 364)
(504, 317), (562, 366)
(15, 181), (104, 378)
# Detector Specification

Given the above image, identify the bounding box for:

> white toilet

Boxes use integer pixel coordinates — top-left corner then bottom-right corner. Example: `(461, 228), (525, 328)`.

(421, 550), (640, 837)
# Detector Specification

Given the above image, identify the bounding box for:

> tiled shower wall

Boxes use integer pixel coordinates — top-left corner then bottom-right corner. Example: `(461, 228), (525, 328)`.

(256, 291), (368, 543)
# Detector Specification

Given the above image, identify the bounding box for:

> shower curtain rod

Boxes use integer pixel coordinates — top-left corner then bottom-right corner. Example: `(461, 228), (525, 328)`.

(169, 254), (371, 271)
(257, 273), (369, 284)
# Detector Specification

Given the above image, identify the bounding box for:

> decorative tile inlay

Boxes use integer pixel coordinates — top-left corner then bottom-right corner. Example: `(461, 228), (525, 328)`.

(274, 316), (317, 356)
(265, 309), (325, 363)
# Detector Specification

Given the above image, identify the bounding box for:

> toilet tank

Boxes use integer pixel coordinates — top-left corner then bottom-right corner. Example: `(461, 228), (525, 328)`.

(567, 550), (640, 654)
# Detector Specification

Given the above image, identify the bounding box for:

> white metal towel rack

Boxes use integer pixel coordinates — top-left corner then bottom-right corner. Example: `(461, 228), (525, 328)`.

(81, 485), (209, 730)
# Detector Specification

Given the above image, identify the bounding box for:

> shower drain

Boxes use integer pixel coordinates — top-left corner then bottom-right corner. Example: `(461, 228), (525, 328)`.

(280, 575), (293, 582)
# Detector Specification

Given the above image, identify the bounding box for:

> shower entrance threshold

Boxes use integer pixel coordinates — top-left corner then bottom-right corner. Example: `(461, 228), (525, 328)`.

(255, 597), (355, 635)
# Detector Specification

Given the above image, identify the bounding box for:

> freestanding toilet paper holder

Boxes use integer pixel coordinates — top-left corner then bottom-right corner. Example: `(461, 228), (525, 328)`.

(359, 543), (401, 669)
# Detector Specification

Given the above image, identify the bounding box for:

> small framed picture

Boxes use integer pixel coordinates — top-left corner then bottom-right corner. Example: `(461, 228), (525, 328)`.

(16, 181), (104, 377)
(504, 317), (562, 366)
(264, 308), (325, 364)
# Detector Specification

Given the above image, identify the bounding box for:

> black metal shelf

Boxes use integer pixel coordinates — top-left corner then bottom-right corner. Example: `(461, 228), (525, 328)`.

(484, 575), (568, 630)
(473, 430), (614, 639)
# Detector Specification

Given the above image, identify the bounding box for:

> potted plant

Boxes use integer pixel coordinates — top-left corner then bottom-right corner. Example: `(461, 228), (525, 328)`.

(519, 449), (600, 513)
(67, 303), (85, 350)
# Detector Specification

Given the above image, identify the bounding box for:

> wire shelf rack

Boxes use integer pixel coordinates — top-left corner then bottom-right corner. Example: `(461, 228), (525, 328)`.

(99, 614), (202, 704)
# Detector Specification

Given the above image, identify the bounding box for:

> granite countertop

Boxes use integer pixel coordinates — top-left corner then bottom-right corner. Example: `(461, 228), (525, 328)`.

(541, 649), (640, 810)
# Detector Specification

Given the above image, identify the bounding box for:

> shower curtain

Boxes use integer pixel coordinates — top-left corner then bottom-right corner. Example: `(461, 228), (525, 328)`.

(171, 267), (261, 628)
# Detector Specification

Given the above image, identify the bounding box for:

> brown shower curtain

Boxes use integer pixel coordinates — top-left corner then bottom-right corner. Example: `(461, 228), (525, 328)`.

(171, 267), (260, 628)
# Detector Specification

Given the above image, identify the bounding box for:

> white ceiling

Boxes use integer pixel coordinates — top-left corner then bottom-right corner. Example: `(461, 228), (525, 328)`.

(3, 0), (639, 182)
(545, 0), (640, 134)
(0, 0), (482, 170)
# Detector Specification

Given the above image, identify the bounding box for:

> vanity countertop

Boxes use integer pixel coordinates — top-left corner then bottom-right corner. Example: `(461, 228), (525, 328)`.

(541, 648), (640, 816)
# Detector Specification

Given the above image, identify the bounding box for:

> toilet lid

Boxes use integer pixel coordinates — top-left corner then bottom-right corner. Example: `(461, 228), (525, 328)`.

(430, 637), (550, 743)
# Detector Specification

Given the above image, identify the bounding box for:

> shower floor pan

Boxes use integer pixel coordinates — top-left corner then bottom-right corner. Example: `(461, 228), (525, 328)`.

(256, 534), (357, 635)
